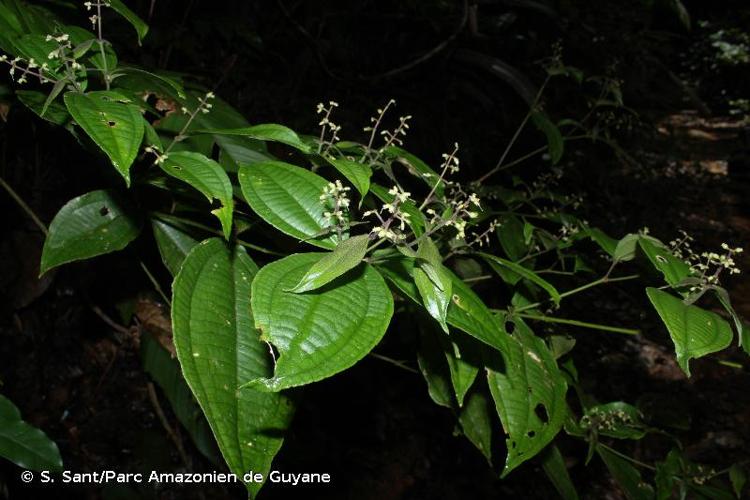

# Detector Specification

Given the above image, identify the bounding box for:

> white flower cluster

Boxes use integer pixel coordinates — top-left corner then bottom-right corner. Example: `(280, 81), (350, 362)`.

(377, 114), (412, 153)
(670, 231), (743, 291)
(1, 54), (53, 84)
(181, 91), (215, 116)
(363, 185), (412, 242)
(84, 1), (111, 29)
(319, 180), (351, 227)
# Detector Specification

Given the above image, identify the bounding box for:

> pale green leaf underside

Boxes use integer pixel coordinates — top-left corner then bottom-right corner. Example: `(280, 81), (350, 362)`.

(161, 151), (234, 239)
(288, 234), (370, 293)
(64, 91), (144, 185)
(646, 287), (732, 376)
(487, 319), (568, 475)
(250, 253), (394, 391)
(238, 161), (337, 249)
(40, 189), (141, 274)
(172, 238), (294, 495)
(0, 394), (62, 471)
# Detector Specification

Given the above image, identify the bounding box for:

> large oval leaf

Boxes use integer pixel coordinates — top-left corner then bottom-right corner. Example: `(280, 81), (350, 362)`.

(646, 287), (733, 376)
(161, 151), (234, 239)
(486, 318), (567, 475)
(0, 394), (62, 471)
(172, 238), (294, 495)
(41, 190), (141, 274)
(250, 253), (394, 391)
(238, 161), (336, 249)
(64, 91), (145, 185)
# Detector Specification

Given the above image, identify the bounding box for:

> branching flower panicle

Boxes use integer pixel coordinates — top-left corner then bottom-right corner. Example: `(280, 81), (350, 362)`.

(669, 230), (743, 291)
(316, 101), (341, 156)
(362, 185), (412, 243)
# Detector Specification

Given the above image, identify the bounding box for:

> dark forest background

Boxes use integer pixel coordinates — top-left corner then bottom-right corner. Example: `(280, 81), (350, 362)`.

(1, 1), (749, 498)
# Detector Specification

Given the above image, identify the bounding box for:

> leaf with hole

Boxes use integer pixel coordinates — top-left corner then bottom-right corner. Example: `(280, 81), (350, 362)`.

(64, 91), (145, 185)
(0, 394), (62, 471)
(287, 234), (370, 293)
(249, 253), (393, 391)
(638, 238), (690, 287)
(487, 318), (568, 475)
(172, 238), (293, 496)
(238, 161), (337, 249)
(646, 287), (733, 376)
(40, 190), (141, 274)
(161, 151), (234, 239)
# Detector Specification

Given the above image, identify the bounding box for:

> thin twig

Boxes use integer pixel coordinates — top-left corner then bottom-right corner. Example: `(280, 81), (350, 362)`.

(140, 261), (171, 306)
(0, 175), (48, 235)
(147, 382), (191, 467)
(369, 352), (419, 374)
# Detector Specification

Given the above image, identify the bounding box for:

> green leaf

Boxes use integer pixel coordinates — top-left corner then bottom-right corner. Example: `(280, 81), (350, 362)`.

(417, 326), (456, 409)
(497, 216), (529, 261)
(64, 91), (145, 186)
(41, 190), (141, 274)
(107, 0), (149, 43)
(172, 238), (293, 496)
(580, 402), (647, 440)
(196, 124), (311, 153)
(414, 267), (451, 333)
(161, 151), (234, 239)
(151, 219), (198, 276)
(713, 287), (745, 347)
(287, 234), (370, 293)
(414, 238), (452, 332)
(326, 157), (372, 199)
(238, 161), (337, 249)
(0, 394), (62, 471)
(445, 335), (481, 407)
(730, 463), (746, 498)
(646, 288), (733, 376)
(638, 238), (690, 287)
(597, 446), (655, 500)
(16, 90), (69, 125)
(586, 227), (618, 257)
(249, 253), (393, 391)
(614, 233), (640, 262)
(541, 445), (579, 500)
(41, 79), (66, 118)
(480, 253), (561, 305)
(487, 319), (567, 475)
(532, 112), (564, 164)
(377, 257), (508, 353)
(458, 388), (494, 462)
(140, 334), (222, 465)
